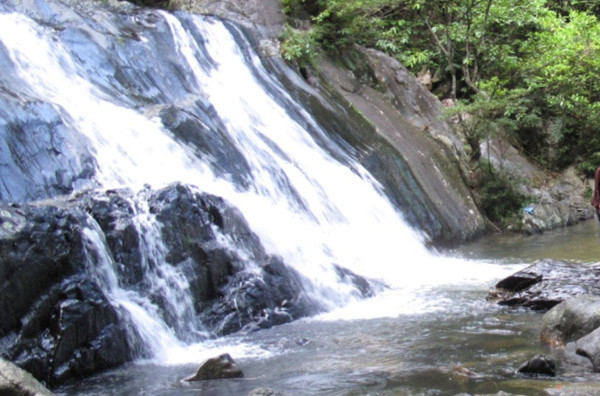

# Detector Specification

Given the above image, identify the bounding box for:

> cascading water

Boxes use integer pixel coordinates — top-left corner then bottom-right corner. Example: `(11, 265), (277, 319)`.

(0, 1), (522, 374)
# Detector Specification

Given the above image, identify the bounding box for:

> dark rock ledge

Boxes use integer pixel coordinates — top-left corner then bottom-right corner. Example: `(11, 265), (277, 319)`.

(487, 259), (600, 311)
(489, 259), (600, 379)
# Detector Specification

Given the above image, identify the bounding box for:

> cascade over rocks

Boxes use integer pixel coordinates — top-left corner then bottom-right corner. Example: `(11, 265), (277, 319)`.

(0, 183), (373, 385)
(0, 201), (139, 386)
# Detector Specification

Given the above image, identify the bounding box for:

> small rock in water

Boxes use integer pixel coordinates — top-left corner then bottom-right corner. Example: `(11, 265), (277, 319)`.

(517, 354), (556, 377)
(184, 353), (244, 381)
(248, 388), (286, 396)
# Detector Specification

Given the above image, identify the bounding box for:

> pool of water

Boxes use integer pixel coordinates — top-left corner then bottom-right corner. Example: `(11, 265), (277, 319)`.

(57, 220), (600, 396)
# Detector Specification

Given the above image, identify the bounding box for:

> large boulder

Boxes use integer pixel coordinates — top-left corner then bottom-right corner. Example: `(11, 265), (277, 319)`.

(487, 260), (600, 310)
(0, 202), (137, 386)
(540, 295), (600, 347)
(0, 359), (54, 396)
(575, 326), (600, 371)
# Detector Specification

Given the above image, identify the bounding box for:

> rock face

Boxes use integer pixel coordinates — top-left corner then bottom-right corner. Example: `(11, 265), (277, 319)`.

(0, 201), (137, 386)
(0, 0), (491, 247)
(317, 48), (485, 245)
(1, 183), (369, 385)
(487, 259), (600, 310)
(482, 141), (594, 234)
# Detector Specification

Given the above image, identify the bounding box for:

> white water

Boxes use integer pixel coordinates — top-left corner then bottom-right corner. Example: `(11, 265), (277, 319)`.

(0, 10), (523, 364)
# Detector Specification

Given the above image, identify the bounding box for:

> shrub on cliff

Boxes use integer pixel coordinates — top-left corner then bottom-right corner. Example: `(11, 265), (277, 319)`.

(478, 162), (527, 227)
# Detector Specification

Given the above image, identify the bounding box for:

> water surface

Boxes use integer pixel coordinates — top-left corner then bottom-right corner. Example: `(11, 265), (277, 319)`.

(58, 221), (600, 396)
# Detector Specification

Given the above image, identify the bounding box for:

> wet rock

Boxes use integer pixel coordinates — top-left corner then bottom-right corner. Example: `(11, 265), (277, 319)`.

(0, 201), (141, 385)
(541, 295), (600, 347)
(147, 183), (327, 334)
(0, 359), (55, 396)
(0, 96), (97, 202)
(575, 326), (600, 371)
(454, 393), (526, 396)
(248, 388), (286, 396)
(3, 183), (366, 385)
(488, 260), (600, 311)
(199, 255), (322, 335)
(517, 354), (556, 377)
(319, 48), (486, 245)
(184, 353), (243, 381)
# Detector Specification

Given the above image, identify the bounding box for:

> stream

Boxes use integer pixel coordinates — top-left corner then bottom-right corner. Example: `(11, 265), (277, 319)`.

(3, 0), (600, 394)
(57, 220), (600, 395)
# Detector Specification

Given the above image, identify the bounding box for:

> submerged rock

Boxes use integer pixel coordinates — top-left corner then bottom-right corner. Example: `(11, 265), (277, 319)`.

(248, 388), (287, 396)
(487, 259), (600, 310)
(517, 354), (556, 377)
(184, 353), (243, 381)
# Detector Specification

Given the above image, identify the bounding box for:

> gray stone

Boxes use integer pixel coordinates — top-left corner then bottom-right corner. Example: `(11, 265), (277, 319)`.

(248, 388), (286, 396)
(576, 326), (600, 371)
(0, 359), (54, 396)
(184, 353), (243, 381)
(541, 295), (600, 347)
(488, 260), (600, 311)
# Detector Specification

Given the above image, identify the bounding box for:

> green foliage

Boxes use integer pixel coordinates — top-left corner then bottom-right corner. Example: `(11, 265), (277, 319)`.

(280, 25), (319, 66)
(578, 150), (600, 177)
(478, 162), (527, 226)
(520, 11), (600, 167)
(281, 0), (600, 174)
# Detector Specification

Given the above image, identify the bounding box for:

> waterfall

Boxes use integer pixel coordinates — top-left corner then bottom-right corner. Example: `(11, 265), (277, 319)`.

(0, 4), (514, 366)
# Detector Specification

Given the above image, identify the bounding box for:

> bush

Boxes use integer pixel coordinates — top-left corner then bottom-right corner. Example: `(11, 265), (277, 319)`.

(280, 25), (319, 66)
(478, 162), (527, 226)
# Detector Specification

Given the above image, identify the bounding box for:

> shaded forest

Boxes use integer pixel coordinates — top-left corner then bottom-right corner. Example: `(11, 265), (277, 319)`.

(281, 0), (600, 176)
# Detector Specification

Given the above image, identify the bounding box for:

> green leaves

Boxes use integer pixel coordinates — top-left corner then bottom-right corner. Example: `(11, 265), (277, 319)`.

(280, 25), (318, 65)
(281, 0), (600, 172)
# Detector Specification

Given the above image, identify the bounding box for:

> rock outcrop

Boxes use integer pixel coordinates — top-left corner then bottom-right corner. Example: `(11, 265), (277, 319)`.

(317, 48), (485, 245)
(482, 141), (594, 234)
(487, 259), (600, 310)
(492, 263), (600, 376)
(2, 183), (373, 385)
